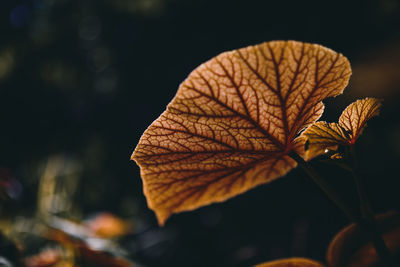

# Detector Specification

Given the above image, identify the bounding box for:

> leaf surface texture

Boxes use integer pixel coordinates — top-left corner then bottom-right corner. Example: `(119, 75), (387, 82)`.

(132, 41), (351, 225)
(302, 98), (381, 160)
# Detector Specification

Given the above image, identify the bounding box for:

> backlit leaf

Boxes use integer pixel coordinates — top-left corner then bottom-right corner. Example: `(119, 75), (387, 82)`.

(326, 212), (400, 267)
(339, 97), (382, 144)
(132, 41), (351, 225)
(301, 98), (382, 160)
(255, 258), (325, 267)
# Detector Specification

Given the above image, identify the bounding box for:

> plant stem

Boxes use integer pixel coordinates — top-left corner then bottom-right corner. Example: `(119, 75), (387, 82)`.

(289, 151), (357, 222)
(349, 146), (373, 218)
(290, 150), (395, 266)
(349, 146), (395, 266)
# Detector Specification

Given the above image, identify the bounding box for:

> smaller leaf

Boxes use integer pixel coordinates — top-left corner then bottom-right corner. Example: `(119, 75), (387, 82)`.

(301, 98), (382, 160)
(255, 258), (325, 267)
(300, 121), (347, 159)
(339, 98), (382, 144)
(326, 211), (400, 267)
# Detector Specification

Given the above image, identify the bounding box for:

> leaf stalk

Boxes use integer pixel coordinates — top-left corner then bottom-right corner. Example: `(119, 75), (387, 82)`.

(289, 151), (357, 222)
(349, 146), (396, 267)
(290, 150), (396, 267)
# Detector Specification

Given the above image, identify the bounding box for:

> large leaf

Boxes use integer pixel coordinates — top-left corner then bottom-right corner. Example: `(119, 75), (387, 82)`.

(301, 98), (382, 160)
(132, 41), (351, 225)
(255, 258), (325, 267)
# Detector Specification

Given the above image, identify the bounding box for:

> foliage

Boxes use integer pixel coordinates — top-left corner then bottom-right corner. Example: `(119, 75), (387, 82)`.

(302, 98), (382, 160)
(2, 0), (400, 265)
(132, 40), (400, 266)
(133, 41), (351, 225)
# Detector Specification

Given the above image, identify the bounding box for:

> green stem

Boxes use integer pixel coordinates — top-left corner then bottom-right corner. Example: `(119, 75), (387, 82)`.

(289, 151), (357, 222)
(349, 146), (395, 266)
(349, 146), (373, 218)
(291, 150), (395, 266)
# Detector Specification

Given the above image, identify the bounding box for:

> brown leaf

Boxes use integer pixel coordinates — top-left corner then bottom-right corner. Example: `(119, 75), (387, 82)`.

(132, 40), (351, 225)
(300, 121), (348, 159)
(338, 98), (382, 144)
(301, 98), (382, 160)
(255, 258), (326, 267)
(326, 212), (400, 267)
(46, 228), (134, 267)
(86, 212), (132, 238)
(24, 249), (61, 267)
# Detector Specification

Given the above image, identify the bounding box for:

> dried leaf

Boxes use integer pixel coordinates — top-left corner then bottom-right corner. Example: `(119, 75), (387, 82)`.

(302, 98), (382, 160)
(46, 228), (134, 267)
(255, 258), (325, 267)
(86, 213), (132, 238)
(132, 41), (351, 225)
(326, 212), (400, 267)
(24, 249), (61, 267)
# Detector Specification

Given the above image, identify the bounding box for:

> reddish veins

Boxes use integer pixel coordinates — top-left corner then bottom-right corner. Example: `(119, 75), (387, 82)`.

(302, 97), (382, 160)
(132, 40), (352, 225)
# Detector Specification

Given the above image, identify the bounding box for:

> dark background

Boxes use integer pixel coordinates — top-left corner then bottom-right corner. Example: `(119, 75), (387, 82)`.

(1, 0), (400, 266)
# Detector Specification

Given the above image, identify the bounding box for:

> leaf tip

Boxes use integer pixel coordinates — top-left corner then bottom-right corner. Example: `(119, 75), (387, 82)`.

(155, 212), (168, 227)
(142, 187), (171, 226)
(151, 205), (175, 226)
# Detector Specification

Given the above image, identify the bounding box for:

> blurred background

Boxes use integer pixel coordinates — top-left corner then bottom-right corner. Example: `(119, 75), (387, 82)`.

(0, 0), (399, 266)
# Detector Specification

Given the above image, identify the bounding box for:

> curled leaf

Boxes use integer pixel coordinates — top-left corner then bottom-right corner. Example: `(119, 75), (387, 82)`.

(255, 258), (325, 267)
(301, 98), (382, 160)
(132, 40), (351, 225)
(327, 212), (400, 267)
